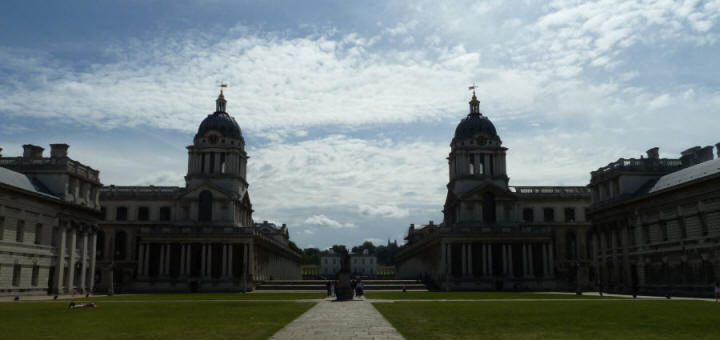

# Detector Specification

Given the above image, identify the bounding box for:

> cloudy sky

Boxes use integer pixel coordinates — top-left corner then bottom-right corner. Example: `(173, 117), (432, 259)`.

(1, 0), (719, 249)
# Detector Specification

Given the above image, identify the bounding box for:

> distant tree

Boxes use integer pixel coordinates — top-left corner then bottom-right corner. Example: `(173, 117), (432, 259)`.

(375, 240), (400, 265)
(351, 241), (377, 255)
(330, 244), (348, 255)
(302, 247), (321, 265)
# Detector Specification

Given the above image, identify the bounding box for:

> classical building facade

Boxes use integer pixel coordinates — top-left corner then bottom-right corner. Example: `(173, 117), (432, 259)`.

(587, 144), (720, 296)
(95, 91), (301, 293)
(0, 144), (102, 296)
(396, 92), (592, 291)
(351, 250), (377, 278)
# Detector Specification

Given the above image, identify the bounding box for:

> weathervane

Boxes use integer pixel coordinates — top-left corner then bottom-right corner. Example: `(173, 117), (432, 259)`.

(468, 83), (477, 94)
(218, 82), (228, 94)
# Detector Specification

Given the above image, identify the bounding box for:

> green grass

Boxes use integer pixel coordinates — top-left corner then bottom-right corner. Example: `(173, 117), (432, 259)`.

(80, 292), (325, 301)
(374, 300), (720, 339)
(365, 291), (618, 300)
(1, 300), (314, 340)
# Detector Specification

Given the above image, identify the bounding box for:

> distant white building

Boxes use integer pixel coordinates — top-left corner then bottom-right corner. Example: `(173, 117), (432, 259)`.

(351, 249), (376, 278)
(320, 250), (341, 278)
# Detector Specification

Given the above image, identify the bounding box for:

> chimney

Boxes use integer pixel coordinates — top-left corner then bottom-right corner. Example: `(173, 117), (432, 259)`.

(429, 220), (434, 225)
(680, 146), (701, 167)
(697, 146), (714, 163)
(22, 144), (44, 159)
(716, 142), (720, 159)
(50, 144), (69, 158)
(646, 147), (659, 159)
(0, 147), (3, 158)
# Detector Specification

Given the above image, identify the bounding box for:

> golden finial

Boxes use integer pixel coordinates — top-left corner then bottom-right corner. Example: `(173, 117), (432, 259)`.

(218, 83), (228, 98)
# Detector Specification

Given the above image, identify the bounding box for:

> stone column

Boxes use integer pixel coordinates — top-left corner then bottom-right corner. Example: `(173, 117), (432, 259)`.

(159, 244), (166, 277)
(80, 231), (88, 292)
(542, 244), (549, 277)
(487, 244), (493, 276)
(447, 242), (453, 277)
(227, 244), (233, 279)
(54, 226), (67, 294)
(138, 242), (146, 277)
(528, 244), (535, 277)
(222, 244), (228, 278)
(507, 244), (514, 278)
(67, 228), (77, 293)
(548, 243), (555, 278)
(201, 243), (207, 278)
(179, 244), (186, 276)
(242, 243), (249, 291)
(522, 244), (529, 277)
(248, 242), (255, 283)
(143, 244), (150, 277)
(467, 243), (473, 277)
(461, 243), (467, 277)
(501, 244), (507, 275)
(165, 244), (171, 276)
(89, 231), (97, 291)
(185, 244), (191, 277)
(206, 243), (213, 278)
(481, 244), (488, 276)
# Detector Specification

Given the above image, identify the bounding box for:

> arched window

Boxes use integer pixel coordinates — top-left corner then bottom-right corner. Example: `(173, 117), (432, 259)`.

(468, 155), (475, 175)
(114, 231), (127, 261)
(199, 190), (213, 221)
(482, 192), (496, 223)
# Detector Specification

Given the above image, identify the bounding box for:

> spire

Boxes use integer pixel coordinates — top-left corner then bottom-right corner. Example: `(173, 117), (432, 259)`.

(216, 84), (227, 112)
(468, 85), (480, 115)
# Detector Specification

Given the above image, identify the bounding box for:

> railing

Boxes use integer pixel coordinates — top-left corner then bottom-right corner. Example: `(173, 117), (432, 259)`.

(511, 186), (590, 195)
(101, 186), (181, 193)
(0, 157), (100, 181)
(591, 158), (683, 178)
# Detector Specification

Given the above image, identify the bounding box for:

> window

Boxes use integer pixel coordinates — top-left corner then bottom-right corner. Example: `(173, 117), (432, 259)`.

(564, 208), (575, 222)
(543, 208), (555, 222)
(138, 207), (150, 221)
(488, 155), (494, 175)
(660, 222), (668, 242)
(643, 225), (650, 244)
(114, 231), (127, 261)
(482, 192), (496, 223)
(220, 153), (226, 173)
(16, 220), (24, 242)
(478, 155), (485, 175)
(198, 191), (213, 221)
(51, 227), (58, 247)
(523, 208), (534, 223)
(116, 207), (128, 221)
(0, 216), (4, 240)
(159, 207), (171, 221)
(31, 265), (39, 286)
(100, 207), (107, 220)
(12, 264), (21, 286)
(468, 155), (475, 175)
(34, 224), (42, 245)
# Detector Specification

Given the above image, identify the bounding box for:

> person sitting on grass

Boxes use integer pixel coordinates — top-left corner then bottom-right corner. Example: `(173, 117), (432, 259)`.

(68, 301), (97, 310)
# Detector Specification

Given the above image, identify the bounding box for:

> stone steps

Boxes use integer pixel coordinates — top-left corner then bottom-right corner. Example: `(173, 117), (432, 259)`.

(255, 280), (428, 291)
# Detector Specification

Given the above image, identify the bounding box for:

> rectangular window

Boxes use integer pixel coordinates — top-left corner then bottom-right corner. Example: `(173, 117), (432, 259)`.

(12, 264), (21, 286)
(543, 208), (555, 222)
(564, 208), (576, 222)
(523, 208), (534, 223)
(101, 207), (107, 221)
(116, 207), (128, 221)
(52, 227), (58, 247)
(31, 266), (39, 286)
(220, 152), (226, 173)
(34, 224), (42, 245)
(138, 207), (150, 221)
(159, 207), (171, 221)
(0, 216), (4, 240)
(478, 155), (485, 175)
(16, 220), (25, 242)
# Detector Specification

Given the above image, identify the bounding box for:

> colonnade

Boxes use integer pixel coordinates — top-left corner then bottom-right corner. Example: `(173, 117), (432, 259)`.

(440, 241), (554, 279)
(53, 221), (97, 294)
(137, 242), (251, 282)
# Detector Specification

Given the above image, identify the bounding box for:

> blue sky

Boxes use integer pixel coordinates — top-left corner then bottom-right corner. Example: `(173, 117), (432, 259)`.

(1, 0), (719, 249)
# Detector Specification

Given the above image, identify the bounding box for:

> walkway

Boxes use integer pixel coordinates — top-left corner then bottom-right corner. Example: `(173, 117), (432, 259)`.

(269, 298), (405, 340)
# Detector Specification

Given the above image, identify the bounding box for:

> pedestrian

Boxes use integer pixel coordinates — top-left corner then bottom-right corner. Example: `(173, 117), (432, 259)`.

(356, 280), (364, 299)
(326, 281), (332, 297)
(715, 282), (720, 302)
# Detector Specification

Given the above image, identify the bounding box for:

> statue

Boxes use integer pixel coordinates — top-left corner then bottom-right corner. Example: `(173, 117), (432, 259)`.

(335, 252), (354, 301)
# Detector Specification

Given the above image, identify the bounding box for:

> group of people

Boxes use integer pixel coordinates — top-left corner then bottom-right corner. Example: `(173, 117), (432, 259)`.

(326, 279), (365, 299)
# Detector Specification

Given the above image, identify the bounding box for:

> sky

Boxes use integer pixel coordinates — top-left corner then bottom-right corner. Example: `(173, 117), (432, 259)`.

(1, 0), (719, 249)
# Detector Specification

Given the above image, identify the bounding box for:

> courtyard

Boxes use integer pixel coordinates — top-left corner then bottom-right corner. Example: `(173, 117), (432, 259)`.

(2, 291), (719, 340)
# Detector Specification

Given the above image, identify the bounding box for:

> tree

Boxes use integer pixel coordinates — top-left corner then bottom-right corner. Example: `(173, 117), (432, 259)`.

(330, 244), (348, 255)
(302, 248), (321, 265)
(351, 241), (377, 255)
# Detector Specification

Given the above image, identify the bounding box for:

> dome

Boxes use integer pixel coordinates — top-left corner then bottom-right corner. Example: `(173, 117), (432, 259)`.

(194, 91), (244, 141)
(195, 112), (243, 141)
(453, 113), (498, 141)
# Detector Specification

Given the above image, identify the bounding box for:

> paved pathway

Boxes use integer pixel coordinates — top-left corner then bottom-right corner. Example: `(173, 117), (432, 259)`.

(269, 299), (405, 340)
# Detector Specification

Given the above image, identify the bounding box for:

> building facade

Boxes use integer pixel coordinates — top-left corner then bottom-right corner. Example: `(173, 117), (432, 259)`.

(588, 144), (720, 296)
(95, 92), (301, 293)
(350, 250), (376, 278)
(396, 92), (592, 291)
(0, 144), (102, 296)
(320, 253), (341, 278)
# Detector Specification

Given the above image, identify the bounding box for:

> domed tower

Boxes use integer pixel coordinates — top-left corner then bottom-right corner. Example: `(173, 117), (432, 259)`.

(444, 90), (510, 226)
(185, 89), (249, 198)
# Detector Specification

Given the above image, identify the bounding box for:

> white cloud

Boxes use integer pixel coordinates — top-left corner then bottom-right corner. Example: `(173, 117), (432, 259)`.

(304, 214), (356, 229)
(358, 204), (409, 218)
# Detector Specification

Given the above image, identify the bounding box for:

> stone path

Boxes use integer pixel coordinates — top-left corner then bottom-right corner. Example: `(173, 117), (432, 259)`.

(269, 299), (405, 340)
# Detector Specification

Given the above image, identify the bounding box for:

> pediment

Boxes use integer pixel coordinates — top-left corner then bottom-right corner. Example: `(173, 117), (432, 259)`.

(179, 182), (236, 200)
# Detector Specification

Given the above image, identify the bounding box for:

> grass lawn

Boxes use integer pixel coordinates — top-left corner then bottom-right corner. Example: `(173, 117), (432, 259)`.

(374, 300), (720, 339)
(365, 291), (617, 300)
(1, 300), (314, 340)
(81, 292), (325, 301)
